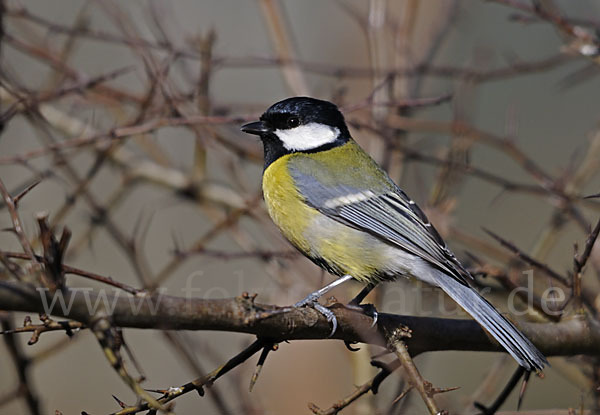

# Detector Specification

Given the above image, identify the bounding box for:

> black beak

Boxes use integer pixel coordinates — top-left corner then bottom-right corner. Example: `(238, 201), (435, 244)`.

(241, 121), (271, 136)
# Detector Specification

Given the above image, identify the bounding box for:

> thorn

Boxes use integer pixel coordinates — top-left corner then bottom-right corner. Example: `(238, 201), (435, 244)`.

(13, 180), (41, 207)
(583, 192), (600, 199)
(423, 380), (460, 397)
(391, 386), (413, 405)
(517, 370), (532, 410)
(112, 394), (127, 408)
(144, 388), (167, 394)
(249, 343), (277, 392)
(434, 385), (461, 394)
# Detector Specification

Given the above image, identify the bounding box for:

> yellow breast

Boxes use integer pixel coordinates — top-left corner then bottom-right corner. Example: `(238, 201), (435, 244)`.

(261, 150), (391, 282)
(262, 154), (317, 255)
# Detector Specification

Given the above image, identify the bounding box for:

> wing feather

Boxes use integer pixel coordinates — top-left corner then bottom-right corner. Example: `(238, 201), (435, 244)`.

(289, 161), (471, 284)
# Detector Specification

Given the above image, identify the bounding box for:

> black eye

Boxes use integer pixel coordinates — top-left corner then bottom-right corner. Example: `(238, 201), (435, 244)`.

(287, 116), (300, 128)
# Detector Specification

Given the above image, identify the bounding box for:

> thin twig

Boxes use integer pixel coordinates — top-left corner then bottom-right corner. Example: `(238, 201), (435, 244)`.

(385, 326), (442, 415)
(0, 314), (84, 345)
(0, 177), (38, 263)
(2, 251), (141, 295)
(308, 359), (401, 415)
(111, 339), (265, 415)
(572, 216), (600, 309)
(575, 216), (600, 273)
(483, 228), (571, 287)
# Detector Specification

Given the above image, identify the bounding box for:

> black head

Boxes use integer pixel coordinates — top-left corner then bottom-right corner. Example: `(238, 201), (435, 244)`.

(241, 97), (351, 168)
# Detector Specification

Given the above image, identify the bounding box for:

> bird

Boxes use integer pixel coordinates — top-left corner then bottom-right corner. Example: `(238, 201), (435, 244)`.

(241, 96), (547, 372)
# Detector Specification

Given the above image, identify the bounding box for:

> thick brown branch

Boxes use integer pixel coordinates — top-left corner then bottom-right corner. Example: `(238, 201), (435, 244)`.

(1, 282), (598, 359)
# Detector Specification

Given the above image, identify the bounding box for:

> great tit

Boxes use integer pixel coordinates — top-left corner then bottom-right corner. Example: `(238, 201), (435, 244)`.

(241, 97), (547, 371)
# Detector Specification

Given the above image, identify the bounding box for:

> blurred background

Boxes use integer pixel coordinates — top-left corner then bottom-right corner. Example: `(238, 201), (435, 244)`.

(1, 0), (600, 413)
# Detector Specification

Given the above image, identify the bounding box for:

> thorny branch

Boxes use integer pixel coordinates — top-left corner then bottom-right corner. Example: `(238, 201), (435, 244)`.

(1, 282), (599, 359)
(385, 326), (441, 415)
(0, 314), (83, 345)
(0, 177), (38, 265)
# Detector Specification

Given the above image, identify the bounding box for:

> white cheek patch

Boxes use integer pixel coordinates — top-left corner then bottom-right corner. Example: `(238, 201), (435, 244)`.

(274, 122), (340, 151)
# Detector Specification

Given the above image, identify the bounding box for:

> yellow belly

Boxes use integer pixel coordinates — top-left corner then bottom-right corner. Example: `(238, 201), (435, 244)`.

(262, 154), (388, 281)
(262, 154), (317, 255)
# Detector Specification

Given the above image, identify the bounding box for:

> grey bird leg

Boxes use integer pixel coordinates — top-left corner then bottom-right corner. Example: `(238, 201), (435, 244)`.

(348, 282), (377, 305)
(294, 274), (354, 307)
(294, 274), (354, 336)
(346, 282), (379, 327)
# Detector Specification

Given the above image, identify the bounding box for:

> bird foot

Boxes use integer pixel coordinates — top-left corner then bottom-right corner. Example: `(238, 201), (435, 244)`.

(293, 291), (321, 308)
(294, 295), (338, 337)
(346, 302), (378, 327)
(292, 275), (355, 337)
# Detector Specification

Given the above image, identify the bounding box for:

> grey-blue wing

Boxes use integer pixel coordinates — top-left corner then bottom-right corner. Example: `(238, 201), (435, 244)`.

(288, 157), (548, 371)
(289, 164), (471, 285)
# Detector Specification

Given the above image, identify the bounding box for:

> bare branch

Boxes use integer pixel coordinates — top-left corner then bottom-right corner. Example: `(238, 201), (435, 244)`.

(1, 282), (599, 359)
(483, 228), (571, 287)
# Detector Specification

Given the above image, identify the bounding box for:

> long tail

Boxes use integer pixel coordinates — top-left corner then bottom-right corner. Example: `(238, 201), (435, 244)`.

(435, 272), (548, 371)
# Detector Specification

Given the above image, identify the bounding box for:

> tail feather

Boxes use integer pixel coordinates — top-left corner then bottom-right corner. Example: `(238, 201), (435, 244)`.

(435, 272), (548, 371)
